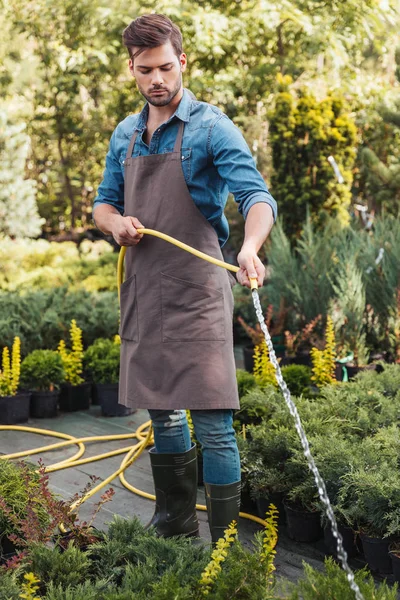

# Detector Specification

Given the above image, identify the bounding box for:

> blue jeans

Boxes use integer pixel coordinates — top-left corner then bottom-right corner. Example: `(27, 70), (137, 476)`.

(148, 409), (241, 485)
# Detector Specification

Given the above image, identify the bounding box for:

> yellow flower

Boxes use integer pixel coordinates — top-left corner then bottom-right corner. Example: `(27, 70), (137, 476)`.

(311, 316), (337, 387)
(57, 320), (84, 386)
(19, 572), (40, 600)
(0, 337), (21, 397)
(199, 521), (237, 595)
(253, 340), (277, 389)
(260, 504), (279, 588)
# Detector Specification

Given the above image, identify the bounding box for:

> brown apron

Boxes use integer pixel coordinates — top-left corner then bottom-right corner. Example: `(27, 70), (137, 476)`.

(118, 120), (239, 411)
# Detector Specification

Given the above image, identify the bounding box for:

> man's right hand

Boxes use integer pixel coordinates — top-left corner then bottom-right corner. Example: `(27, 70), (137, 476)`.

(110, 214), (144, 246)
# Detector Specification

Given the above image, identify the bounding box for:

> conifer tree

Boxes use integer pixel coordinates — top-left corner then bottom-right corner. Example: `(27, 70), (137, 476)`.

(360, 49), (400, 213)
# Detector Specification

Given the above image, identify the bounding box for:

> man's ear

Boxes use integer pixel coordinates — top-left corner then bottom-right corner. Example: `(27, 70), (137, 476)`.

(180, 53), (187, 73)
(128, 58), (135, 77)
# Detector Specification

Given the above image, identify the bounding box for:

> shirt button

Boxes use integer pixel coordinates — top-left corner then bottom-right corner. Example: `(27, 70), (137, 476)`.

(122, 160), (125, 166)
(182, 155), (184, 160)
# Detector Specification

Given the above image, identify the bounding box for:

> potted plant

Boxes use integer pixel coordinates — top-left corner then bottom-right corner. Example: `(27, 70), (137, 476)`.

(0, 337), (30, 425)
(20, 350), (65, 418)
(389, 542), (400, 583)
(58, 320), (91, 411)
(83, 337), (134, 417)
(281, 315), (321, 367)
(336, 450), (400, 574)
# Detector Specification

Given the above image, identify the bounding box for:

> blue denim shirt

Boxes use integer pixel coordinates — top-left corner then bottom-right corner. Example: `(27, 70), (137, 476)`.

(93, 89), (277, 247)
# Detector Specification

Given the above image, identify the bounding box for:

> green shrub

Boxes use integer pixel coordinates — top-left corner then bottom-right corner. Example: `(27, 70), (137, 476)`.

(234, 386), (281, 430)
(84, 339), (120, 384)
(235, 369), (258, 399)
(288, 558), (397, 599)
(0, 570), (20, 600)
(27, 542), (91, 590)
(280, 364), (312, 396)
(0, 288), (119, 356)
(269, 85), (357, 240)
(20, 350), (65, 391)
(0, 460), (50, 538)
(43, 580), (110, 600)
(0, 237), (117, 293)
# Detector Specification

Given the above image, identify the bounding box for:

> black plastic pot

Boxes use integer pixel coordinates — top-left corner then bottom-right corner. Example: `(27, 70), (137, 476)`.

(284, 502), (322, 542)
(0, 392), (31, 425)
(323, 523), (359, 559)
(95, 383), (135, 417)
(30, 390), (60, 418)
(91, 383), (99, 405)
(243, 345), (256, 373)
(0, 533), (16, 555)
(390, 552), (400, 583)
(59, 382), (91, 412)
(0, 533), (17, 565)
(336, 363), (377, 382)
(360, 533), (392, 574)
(240, 485), (258, 516)
(280, 353), (312, 367)
(256, 492), (286, 525)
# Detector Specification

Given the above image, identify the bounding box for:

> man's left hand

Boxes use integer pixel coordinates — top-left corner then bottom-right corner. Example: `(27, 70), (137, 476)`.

(236, 246), (265, 288)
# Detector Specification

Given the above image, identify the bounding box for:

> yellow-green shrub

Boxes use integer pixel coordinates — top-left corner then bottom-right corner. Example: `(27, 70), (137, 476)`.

(58, 320), (84, 386)
(0, 336), (21, 396)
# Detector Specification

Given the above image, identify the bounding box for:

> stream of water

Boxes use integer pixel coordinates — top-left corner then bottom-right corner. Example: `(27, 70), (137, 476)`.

(251, 290), (365, 600)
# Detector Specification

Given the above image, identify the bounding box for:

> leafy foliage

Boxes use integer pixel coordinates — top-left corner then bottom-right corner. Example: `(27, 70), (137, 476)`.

(0, 336), (21, 397)
(288, 558), (398, 600)
(310, 316), (336, 387)
(57, 320), (84, 386)
(0, 288), (119, 356)
(83, 338), (120, 384)
(20, 350), (65, 391)
(269, 83), (357, 239)
(280, 364), (312, 396)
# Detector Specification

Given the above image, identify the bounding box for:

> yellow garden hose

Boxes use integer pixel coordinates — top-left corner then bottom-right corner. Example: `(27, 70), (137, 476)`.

(0, 229), (266, 535)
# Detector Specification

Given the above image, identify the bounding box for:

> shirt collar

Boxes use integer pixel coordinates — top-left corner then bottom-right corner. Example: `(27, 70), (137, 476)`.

(135, 88), (192, 132)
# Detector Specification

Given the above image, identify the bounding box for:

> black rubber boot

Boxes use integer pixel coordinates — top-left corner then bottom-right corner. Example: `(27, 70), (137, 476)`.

(147, 443), (199, 538)
(205, 480), (241, 544)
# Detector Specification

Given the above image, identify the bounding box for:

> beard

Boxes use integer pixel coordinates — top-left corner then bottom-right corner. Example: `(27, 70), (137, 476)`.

(139, 73), (183, 107)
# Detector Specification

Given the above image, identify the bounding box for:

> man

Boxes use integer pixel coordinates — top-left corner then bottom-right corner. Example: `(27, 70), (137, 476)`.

(93, 13), (277, 544)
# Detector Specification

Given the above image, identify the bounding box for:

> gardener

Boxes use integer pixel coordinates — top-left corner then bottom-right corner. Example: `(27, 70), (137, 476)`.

(93, 13), (277, 544)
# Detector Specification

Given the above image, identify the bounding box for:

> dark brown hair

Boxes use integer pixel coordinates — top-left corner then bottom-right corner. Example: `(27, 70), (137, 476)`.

(122, 14), (183, 61)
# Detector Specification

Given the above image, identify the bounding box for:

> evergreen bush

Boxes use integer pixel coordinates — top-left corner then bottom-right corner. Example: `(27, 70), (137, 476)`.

(84, 338), (120, 384)
(20, 350), (65, 391)
(288, 558), (397, 599)
(280, 364), (312, 396)
(269, 81), (357, 239)
(0, 289), (119, 356)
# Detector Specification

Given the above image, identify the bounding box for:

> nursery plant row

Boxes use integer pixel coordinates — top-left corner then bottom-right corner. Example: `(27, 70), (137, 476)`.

(0, 462), (397, 600)
(236, 363), (400, 582)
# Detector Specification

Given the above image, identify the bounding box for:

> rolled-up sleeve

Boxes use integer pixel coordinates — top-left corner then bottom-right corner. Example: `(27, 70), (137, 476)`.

(209, 115), (277, 221)
(93, 128), (125, 216)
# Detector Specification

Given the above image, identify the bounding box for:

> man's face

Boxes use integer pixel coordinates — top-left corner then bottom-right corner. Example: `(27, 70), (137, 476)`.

(129, 41), (187, 107)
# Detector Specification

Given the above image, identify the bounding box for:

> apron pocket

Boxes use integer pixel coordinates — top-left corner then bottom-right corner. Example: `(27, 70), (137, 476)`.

(119, 274), (139, 342)
(161, 272), (225, 342)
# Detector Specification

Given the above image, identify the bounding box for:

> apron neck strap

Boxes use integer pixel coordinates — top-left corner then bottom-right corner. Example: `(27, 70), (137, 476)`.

(125, 120), (185, 160)
(126, 130), (139, 160)
(173, 121), (185, 153)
